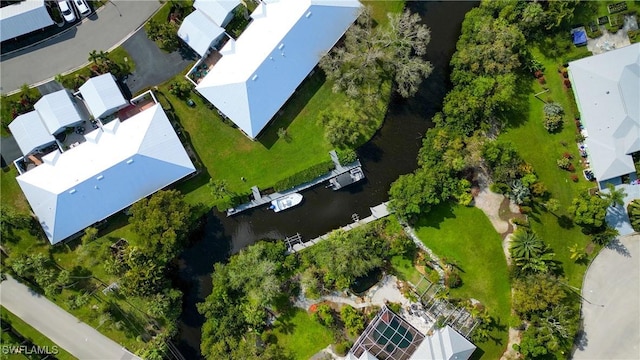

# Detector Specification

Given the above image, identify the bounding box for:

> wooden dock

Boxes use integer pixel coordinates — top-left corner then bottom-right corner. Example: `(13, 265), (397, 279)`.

(227, 150), (361, 216)
(285, 202), (391, 253)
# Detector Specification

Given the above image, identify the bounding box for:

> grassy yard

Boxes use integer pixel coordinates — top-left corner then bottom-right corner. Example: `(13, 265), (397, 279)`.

(269, 308), (334, 360)
(1, 306), (76, 360)
(414, 204), (511, 360)
(500, 42), (596, 287)
(390, 254), (423, 286)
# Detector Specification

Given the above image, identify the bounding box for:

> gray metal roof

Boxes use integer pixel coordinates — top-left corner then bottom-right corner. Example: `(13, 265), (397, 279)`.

(79, 74), (128, 119)
(0, 0), (54, 42)
(569, 43), (640, 182)
(8, 111), (56, 156)
(33, 89), (86, 134)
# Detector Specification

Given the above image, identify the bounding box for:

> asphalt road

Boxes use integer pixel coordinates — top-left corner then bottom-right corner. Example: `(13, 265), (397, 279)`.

(0, 0), (161, 93)
(573, 234), (640, 359)
(0, 276), (139, 359)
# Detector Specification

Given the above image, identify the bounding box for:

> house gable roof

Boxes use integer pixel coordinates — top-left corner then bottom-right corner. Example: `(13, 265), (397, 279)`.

(79, 74), (128, 119)
(33, 89), (86, 134)
(196, 0), (361, 138)
(193, 0), (240, 27)
(178, 10), (225, 57)
(0, 0), (53, 42)
(8, 111), (56, 156)
(16, 104), (195, 244)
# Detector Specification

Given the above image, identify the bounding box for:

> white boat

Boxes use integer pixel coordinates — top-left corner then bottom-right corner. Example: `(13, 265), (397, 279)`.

(270, 193), (303, 212)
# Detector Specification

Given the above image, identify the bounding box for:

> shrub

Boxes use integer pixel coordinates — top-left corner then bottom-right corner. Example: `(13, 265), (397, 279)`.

(273, 161), (335, 191)
(537, 76), (546, 84)
(544, 114), (564, 133)
(534, 70), (543, 78)
(444, 269), (462, 288)
(490, 182), (510, 194)
(564, 79), (571, 88)
(567, 163), (575, 172)
(557, 158), (571, 170)
(312, 303), (335, 327)
(512, 218), (529, 227)
(336, 148), (357, 165)
(628, 200), (640, 232)
(562, 152), (573, 159)
(531, 182), (548, 198)
(334, 341), (352, 356)
(570, 174), (579, 182)
(387, 302), (402, 313)
(168, 80), (192, 99)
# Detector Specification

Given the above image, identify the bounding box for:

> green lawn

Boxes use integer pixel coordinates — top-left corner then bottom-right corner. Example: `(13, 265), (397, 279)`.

(414, 204), (510, 360)
(390, 255), (423, 286)
(500, 45), (595, 287)
(1, 306), (76, 360)
(269, 308), (334, 360)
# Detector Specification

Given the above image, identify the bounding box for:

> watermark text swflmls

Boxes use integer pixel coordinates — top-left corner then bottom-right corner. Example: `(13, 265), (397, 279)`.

(1, 345), (59, 355)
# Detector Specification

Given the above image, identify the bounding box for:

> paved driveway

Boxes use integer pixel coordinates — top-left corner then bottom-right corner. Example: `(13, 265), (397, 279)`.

(0, 276), (139, 360)
(0, 0), (161, 93)
(121, 29), (196, 95)
(573, 234), (640, 359)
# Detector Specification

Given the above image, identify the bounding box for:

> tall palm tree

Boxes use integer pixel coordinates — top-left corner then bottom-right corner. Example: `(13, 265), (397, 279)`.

(510, 229), (545, 260)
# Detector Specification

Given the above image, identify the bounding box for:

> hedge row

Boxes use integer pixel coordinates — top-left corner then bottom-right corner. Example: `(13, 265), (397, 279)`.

(273, 161), (335, 192)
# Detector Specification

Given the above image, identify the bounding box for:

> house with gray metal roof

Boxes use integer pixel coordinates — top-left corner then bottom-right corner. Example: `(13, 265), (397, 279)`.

(568, 43), (640, 189)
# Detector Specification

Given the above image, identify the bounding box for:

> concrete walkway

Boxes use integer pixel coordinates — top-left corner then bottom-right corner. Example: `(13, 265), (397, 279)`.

(0, 0), (161, 93)
(573, 234), (640, 360)
(0, 276), (139, 360)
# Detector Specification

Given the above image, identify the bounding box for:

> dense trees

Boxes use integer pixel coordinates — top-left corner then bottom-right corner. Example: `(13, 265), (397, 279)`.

(320, 8), (432, 102)
(198, 241), (290, 359)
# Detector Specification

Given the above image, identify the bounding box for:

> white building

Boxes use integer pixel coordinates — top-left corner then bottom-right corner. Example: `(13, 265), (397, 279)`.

(193, 0), (240, 27)
(195, 0), (361, 139)
(16, 96), (196, 244)
(78, 74), (128, 119)
(568, 43), (640, 189)
(0, 0), (54, 42)
(178, 9), (225, 57)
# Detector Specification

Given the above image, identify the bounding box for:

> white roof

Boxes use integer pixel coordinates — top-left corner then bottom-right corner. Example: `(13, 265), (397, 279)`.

(33, 89), (86, 134)
(178, 10), (225, 57)
(196, 0), (361, 138)
(0, 0), (53, 42)
(8, 111), (56, 156)
(569, 43), (640, 182)
(16, 104), (196, 244)
(79, 74), (128, 119)
(193, 0), (240, 27)
(409, 326), (476, 360)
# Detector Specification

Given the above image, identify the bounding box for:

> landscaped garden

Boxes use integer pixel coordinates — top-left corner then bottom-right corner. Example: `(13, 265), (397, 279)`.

(268, 308), (334, 360)
(414, 204), (511, 360)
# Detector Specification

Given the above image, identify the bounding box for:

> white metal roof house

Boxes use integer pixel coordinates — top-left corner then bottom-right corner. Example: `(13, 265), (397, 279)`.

(195, 0), (361, 139)
(0, 0), (54, 42)
(568, 43), (640, 189)
(178, 9), (225, 57)
(16, 101), (196, 244)
(78, 74), (128, 119)
(33, 89), (87, 135)
(193, 0), (240, 27)
(8, 111), (56, 156)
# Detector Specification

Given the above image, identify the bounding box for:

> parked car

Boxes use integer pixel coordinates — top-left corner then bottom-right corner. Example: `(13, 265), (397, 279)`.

(74, 0), (91, 16)
(58, 0), (76, 23)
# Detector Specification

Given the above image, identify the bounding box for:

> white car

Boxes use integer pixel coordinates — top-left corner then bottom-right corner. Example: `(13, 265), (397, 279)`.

(74, 0), (91, 16)
(58, 0), (76, 23)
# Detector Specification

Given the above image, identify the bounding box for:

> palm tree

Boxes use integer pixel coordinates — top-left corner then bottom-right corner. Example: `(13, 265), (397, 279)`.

(510, 229), (545, 260)
(602, 183), (627, 208)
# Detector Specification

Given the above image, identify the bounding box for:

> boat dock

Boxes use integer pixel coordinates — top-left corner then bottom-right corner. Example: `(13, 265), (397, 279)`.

(285, 202), (391, 253)
(227, 150), (362, 216)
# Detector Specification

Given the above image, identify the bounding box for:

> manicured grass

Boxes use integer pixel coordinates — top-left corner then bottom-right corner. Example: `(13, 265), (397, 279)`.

(1, 167), (30, 213)
(390, 254), (423, 286)
(363, 0), (405, 26)
(414, 204), (510, 360)
(1, 306), (76, 360)
(500, 46), (594, 287)
(269, 308), (334, 360)
(167, 69), (390, 208)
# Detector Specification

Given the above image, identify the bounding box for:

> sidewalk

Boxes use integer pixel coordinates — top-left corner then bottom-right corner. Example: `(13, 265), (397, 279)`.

(0, 276), (139, 360)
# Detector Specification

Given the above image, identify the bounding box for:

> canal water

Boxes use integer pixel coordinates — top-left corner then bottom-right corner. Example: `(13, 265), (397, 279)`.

(175, 1), (478, 358)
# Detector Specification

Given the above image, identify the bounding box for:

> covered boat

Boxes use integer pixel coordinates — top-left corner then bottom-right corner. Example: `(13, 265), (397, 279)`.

(329, 167), (365, 190)
(270, 193), (303, 212)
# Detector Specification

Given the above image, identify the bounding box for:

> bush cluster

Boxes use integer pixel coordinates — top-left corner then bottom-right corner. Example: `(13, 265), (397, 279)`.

(273, 161), (335, 191)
